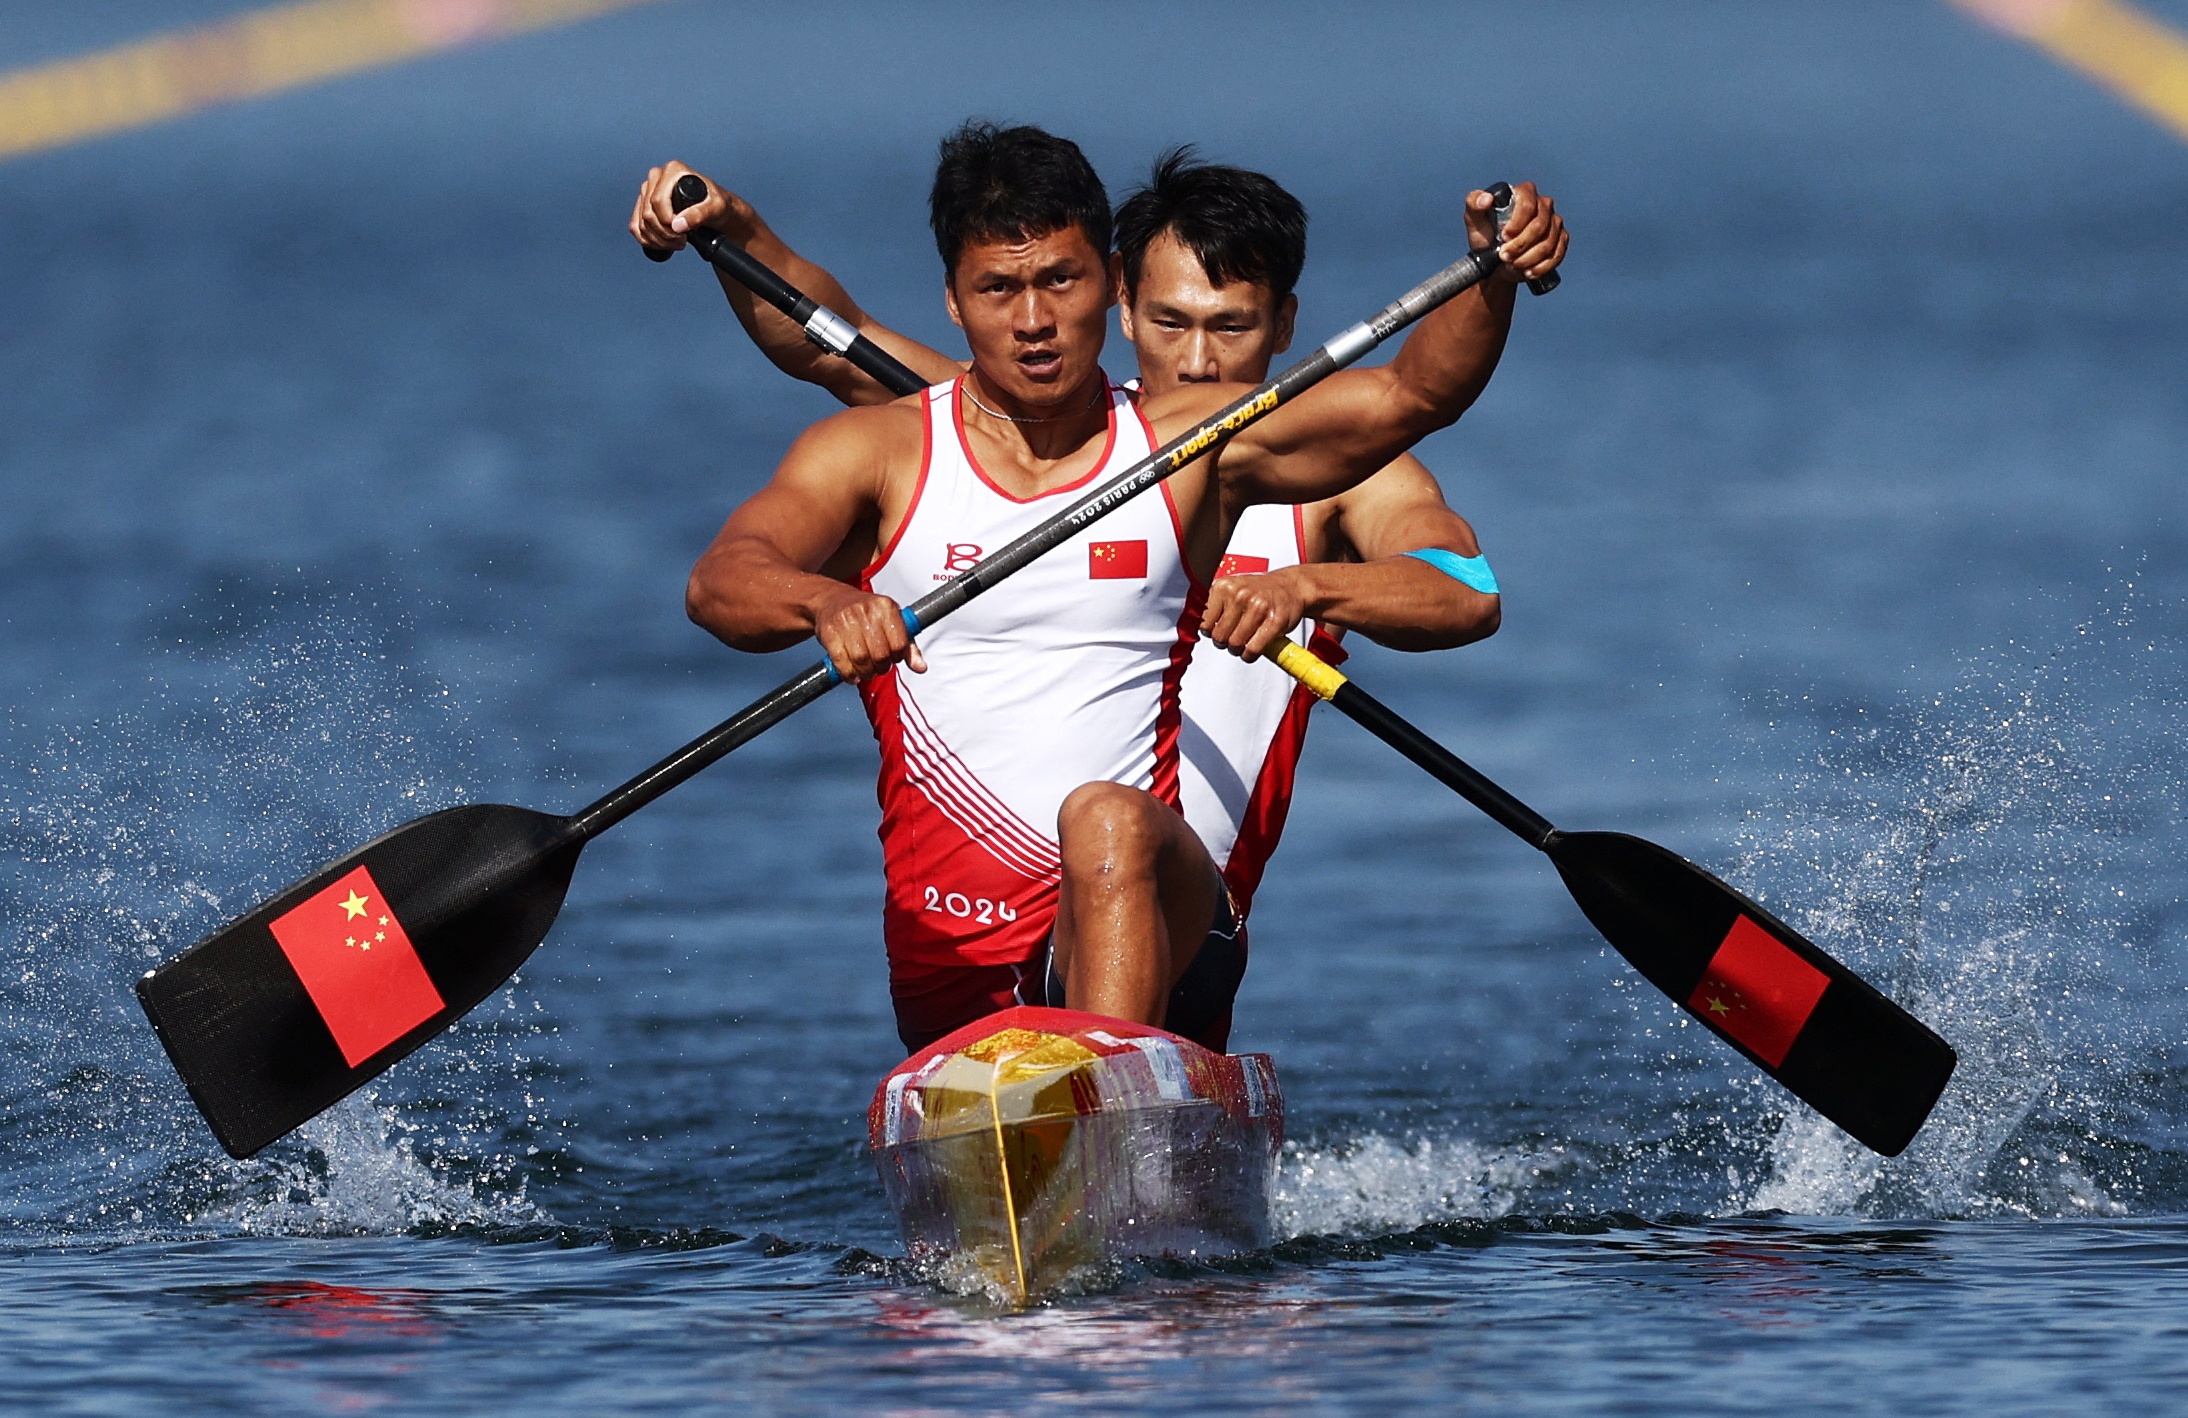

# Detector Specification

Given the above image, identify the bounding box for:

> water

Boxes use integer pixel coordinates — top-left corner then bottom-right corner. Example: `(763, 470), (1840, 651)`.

(3, 0), (2186, 1410)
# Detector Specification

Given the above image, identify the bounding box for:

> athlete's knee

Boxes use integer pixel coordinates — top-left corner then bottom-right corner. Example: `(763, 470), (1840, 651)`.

(1057, 782), (1168, 877)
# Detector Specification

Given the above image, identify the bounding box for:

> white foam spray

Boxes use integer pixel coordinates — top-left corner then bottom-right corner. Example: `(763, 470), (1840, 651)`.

(217, 1091), (542, 1236)
(1735, 581), (2182, 1218)
(0, 599), (555, 1243)
(1273, 1134), (1553, 1237)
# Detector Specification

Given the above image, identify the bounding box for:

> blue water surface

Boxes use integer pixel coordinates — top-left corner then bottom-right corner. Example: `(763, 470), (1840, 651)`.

(3, 1), (2186, 1412)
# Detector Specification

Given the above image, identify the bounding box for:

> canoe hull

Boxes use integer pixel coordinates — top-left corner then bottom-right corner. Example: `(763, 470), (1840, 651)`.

(868, 1006), (1282, 1303)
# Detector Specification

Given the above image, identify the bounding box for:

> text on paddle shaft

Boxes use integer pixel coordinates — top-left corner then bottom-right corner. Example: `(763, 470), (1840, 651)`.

(922, 887), (1017, 924)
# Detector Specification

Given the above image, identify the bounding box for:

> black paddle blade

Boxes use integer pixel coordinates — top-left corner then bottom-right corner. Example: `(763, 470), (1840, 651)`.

(136, 804), (583, 1158)
(1545, 830), (1956, 1157)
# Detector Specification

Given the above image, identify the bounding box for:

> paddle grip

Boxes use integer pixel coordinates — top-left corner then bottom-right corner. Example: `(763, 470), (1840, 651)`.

(639, 173), (709, 262)
(1488, 181), (1559, 296)
(819, 608), (923, 687)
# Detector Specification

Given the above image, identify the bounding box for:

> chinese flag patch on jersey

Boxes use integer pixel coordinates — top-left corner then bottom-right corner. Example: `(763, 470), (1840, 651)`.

(1088, 540), (1148, 579)
(1685, 914), (1829, 1068)
(1217, 553), (1270, 577)
(267, 865), (445, 1067)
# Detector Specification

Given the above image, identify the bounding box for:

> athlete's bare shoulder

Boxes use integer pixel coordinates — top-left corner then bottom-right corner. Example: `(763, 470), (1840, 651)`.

(772, 390), (929, 503)
(791, 391), (927, 456)
(1344, 450), (1441, 496)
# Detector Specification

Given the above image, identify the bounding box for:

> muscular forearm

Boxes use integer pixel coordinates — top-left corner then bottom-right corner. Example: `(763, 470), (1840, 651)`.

(1382, 178), (1566, 431)
(1284, 556), (1500, 651)
(685, 535), (852, 653)
(1208, 278), (1519, 509)
(1213, 184), (1562, 506)
(1381, 278), (1516, 440)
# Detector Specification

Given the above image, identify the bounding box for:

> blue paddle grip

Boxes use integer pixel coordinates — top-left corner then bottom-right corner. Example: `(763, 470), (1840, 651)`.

(820, 607), (922, 686)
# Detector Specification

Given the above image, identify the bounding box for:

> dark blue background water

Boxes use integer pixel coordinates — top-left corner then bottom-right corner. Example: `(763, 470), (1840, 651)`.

(4, 1), (2186, 1410)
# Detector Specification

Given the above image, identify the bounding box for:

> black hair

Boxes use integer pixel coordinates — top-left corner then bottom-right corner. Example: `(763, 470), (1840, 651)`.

(928, 121), (1111, 276)
(1114, 147), (1308, 302)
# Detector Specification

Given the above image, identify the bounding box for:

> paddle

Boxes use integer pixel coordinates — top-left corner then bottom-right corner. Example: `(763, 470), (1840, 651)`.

(137, 212), (1519, 1158)
(1268, 641), (1956, 1156)
(644, 175), (928, 396)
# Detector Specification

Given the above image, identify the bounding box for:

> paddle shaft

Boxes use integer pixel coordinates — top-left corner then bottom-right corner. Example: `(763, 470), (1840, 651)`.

(1269, 643), (1958, 1157)
(571, 225), (1510, 840)
(1274, 644), (1555, 848)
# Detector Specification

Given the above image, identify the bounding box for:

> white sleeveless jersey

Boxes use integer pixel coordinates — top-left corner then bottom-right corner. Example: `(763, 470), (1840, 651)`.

(860, 375), (1201, 983)
(1176, 501), (1344, 917)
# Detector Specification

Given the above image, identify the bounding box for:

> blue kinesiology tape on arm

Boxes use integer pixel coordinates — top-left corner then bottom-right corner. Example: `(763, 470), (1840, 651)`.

(1403, 547), (1500, 595)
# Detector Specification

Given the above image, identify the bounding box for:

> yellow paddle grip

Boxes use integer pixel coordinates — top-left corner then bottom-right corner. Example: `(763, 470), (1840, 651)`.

(1274, 640), (1349, 701)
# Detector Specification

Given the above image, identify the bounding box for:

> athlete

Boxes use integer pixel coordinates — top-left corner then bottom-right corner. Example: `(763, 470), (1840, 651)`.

(634, 149), (1514, 923)
(643, 124), (1566, 1051)
(634, 151), (1504, 951)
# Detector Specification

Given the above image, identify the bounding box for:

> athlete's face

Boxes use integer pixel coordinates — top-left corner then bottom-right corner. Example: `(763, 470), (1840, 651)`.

(944, 225), (1113, 409)
(1116, 231), (1297, 400)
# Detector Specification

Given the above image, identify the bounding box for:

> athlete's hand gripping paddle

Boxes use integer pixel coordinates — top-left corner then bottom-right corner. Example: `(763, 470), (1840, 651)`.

(137, 192), (1536, 1158)
(1489, 182), (1560, 296)
(1269, 642), (1955, 1157)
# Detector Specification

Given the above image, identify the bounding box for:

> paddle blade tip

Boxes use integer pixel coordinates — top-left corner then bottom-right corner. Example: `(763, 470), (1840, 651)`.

(134, 803), (581, 1158)
(1546, 829), (1959, 1157)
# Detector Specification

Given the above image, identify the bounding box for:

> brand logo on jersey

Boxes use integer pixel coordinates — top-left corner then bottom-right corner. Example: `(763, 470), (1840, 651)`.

(1217, 554), (1271, 577)
(941, 543), (984, 573)
(1088, 540), (1148, 580)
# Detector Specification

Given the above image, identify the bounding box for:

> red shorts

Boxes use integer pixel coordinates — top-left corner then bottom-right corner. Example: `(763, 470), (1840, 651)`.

(889, 894), (1248, 1055)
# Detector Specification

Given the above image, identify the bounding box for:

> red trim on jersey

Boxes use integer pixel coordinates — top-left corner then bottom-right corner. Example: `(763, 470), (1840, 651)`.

(861, 667), (1060, 976)
(1286, 499), (1340, 656)
(1221, 626), (1348, 917)
(1150, 581), (1208, 810)
(1129, 393), (1158, 449)
(1158, 483), (1208, 593)
(1144, 396), (1212, 608)
(896, 685), (1062, 878)
(860, 385), (938, 585)
(951, 375), (1119, 504)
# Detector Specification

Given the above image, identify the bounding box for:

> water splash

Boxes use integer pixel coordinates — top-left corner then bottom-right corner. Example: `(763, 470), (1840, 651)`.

(217, 1093), (543, 1236)
(1736, 581), (2186, 1218)
(1272, 1133), (1550, 1237)
(0, 599), (555, 1244)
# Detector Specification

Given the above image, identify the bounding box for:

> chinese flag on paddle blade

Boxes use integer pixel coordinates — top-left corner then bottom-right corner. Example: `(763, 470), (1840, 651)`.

(1089, 540), (1148, 579)
(1685, 915), (1829, 1068)
(267, 865), (445, 1067)
(1217, 553), (1270, 577)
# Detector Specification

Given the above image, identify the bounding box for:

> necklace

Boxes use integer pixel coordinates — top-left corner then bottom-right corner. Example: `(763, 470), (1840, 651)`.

(962, 377), (1105, 425)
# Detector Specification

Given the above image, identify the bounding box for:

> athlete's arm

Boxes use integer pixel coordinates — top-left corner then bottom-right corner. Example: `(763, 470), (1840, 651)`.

(1201, 455), (1500, 660)
(1162, 183), (1565, 510)
(633, 161), (963, 407)
(686, 404), (927, 681)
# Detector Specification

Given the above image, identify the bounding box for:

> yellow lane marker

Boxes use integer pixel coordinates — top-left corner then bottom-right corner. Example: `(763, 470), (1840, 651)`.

(0, 0), (668, 163)
(1948, 0), (2188, 142)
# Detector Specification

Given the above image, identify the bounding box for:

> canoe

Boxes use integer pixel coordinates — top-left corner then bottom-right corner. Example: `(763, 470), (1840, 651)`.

(867, 1005), (1283, 1304)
